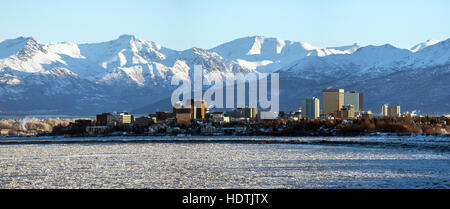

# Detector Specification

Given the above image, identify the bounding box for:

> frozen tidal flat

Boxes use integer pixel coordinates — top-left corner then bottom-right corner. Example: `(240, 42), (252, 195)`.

(0, 136), (449, 189)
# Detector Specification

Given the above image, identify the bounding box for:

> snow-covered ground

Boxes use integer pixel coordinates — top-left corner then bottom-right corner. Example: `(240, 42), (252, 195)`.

(0, 136), (448, 188)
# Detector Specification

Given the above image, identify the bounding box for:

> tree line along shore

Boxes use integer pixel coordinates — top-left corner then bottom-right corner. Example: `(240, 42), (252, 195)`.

(1, 116), (448, 137)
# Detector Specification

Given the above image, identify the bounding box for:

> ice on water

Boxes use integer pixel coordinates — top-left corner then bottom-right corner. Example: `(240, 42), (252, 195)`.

(0, 137), (449, 189)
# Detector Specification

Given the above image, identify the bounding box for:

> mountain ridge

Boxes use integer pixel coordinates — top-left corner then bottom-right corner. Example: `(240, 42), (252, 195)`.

(0, 35), (448, 114)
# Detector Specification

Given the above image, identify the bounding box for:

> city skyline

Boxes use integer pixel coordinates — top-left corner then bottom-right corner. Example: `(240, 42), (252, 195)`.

(1, 0), (449, 194)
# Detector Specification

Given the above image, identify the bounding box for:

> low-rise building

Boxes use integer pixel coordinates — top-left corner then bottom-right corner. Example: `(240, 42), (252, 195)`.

(335, 105), (355, 119)
(278, 111), (290, 120)
(227, 107), (258, 120)
(290, 109), (302, 121)
(134, 116), (153, 127)
(212, 116), (230, 123)
(0, 129), (10, 136)
(402, 112), (417, 118)
(156, 112), (176, 122)
(207, 112), (225, 118)
(319, 114), (334, 120)
(86, 126), (109, 135)
(69, 119), (93, 134)
(96, 113), (132, 126)
(148, 114), (158, 123)
(200, 125), (219, 135)
(230, 117), (250, 122)
(175, 108), (192, 125)
(96, 113), (113, 126)
(117, 112), (133, 124)
(361, 111), (374, 119)
(222, 127), (246, 135)
(173, 99), (208, 124)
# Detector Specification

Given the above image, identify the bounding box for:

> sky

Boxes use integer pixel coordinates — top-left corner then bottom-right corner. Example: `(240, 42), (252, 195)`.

(1, 0), (449, 50)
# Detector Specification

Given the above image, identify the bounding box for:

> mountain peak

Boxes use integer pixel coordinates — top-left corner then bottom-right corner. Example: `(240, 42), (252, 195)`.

(115, 34), (142, 45)
(7, 36), (36, 44)
(118, 34), (136, 40)
(0, 36), (45, 59)
(380, 43), (396, 48)
(350, 43), (361, 48)
(351, 44), (411, 65)
(326, 43), (361, 53)
(410, 39), (440, 52)
(355, 44), (398, 53)
(113, 34), (162, 50)
(248, 35), (266, 40)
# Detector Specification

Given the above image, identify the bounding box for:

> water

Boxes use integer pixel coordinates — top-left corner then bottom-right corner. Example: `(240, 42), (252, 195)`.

(0, 136), (449, 189)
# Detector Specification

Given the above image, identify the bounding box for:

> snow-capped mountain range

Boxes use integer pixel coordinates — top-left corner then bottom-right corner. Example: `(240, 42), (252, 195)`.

(0, 35), (448, 114)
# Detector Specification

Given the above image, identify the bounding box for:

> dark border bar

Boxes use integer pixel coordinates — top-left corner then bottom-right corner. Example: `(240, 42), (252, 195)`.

(1, 189), (447, 208)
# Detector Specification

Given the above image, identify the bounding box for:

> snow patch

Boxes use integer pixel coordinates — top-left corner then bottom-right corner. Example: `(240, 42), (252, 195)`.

(410, 39), (440, 52)
(247, 36), (264, 55)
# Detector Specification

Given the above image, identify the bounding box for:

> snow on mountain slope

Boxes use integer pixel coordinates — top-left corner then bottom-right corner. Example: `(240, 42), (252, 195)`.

(0, 35), (449, 114)
(280, 43), (413, 78)
(0, 35), (362, 88)
(410, 39), (440, 52)
(0, 73), (20, 85)
(0, 35), (253, 89)
(0, 35), (258, 113)
(74, 35), (256, 86)
(45, 42), (85, 59)
(0, 37), (65, 74)
(280, 39), (450, 76)
(341, 44), (412, 74)
(0, 37), (32, 59)
(209, 36), (361, 73)
(327, 43), (360, 54)
(403, 38), (450, 68)
(73, 34), (179, 82)
(0, 37), (100, 81)
(78, 34), (174, 68)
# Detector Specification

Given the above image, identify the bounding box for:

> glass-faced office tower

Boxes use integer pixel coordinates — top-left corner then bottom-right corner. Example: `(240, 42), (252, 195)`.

(344, 91), (363, 112)
(301, 97), (320, 119)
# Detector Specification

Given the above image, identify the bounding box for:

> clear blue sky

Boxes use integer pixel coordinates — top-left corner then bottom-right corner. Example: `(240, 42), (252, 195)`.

(1, 0), (449, 50)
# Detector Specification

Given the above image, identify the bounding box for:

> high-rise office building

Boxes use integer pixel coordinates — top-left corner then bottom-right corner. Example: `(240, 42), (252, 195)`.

(322, 89), (344, 115)
(388, 105), (401, 117)
(301, 97), (320, 119)
(381, 105), (401, 117)
(381, 105), (388, 116)
(344, 91), (363, 111)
